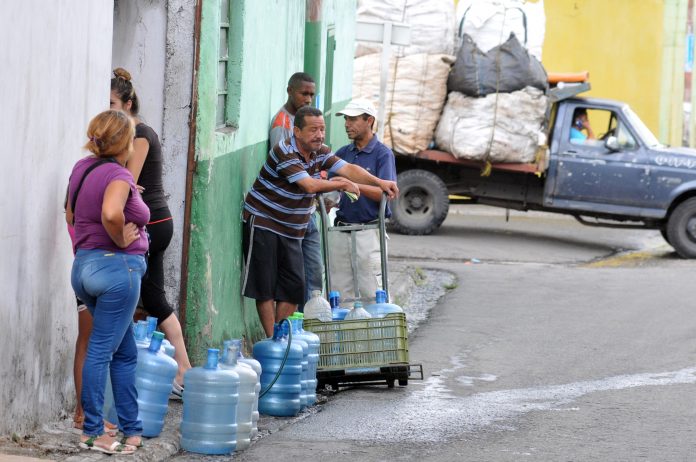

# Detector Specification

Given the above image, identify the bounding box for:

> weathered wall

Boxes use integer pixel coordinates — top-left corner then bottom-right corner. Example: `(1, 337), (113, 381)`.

(0, 0), (114, 434)
(112, 0), (167, 135)
(112, 0), (195, 312)
(185, 0), (356, 363)
(543, 0), (666, 137)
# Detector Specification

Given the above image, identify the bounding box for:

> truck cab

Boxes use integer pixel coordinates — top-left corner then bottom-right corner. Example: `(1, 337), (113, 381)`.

(391, 92), (696, 258)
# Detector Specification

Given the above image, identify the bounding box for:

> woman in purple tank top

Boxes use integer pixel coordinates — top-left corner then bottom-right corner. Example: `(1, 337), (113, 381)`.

(67, 110), (147, 455)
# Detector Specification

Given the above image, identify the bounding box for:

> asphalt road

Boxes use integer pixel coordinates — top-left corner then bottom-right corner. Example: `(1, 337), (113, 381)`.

(205, 207), (696, 461)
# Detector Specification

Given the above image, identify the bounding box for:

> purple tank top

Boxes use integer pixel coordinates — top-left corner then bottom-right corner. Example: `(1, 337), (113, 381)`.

(68, 156), (150, 254)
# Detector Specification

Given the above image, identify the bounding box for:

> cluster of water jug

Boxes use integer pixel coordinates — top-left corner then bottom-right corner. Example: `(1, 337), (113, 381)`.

(103, 316), (178, 437)
(180, 339), (262, 455)
(180, 317), (321, 455)
(304, 289), (404, 321)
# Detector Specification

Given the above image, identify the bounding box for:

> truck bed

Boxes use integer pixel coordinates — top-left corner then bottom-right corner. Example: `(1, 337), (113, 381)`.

(407, 149), (547, 175)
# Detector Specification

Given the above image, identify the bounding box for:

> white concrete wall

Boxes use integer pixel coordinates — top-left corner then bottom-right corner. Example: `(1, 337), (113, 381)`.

(112, 0), (194, 312)
(112, 0), (167, 135)
(0, 0), (114, 434)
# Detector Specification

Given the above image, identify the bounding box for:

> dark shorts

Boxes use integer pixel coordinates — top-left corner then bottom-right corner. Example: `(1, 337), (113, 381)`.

(242, 221), (305, 305)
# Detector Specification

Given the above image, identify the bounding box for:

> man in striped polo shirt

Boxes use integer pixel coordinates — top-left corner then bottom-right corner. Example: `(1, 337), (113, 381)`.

(243, 106), (399, 336)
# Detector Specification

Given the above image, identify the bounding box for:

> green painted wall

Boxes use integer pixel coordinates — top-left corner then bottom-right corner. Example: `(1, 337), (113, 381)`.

(186, 0), (357, 363)
(187, 0), (305, 362)
(304, 0), (356, 150)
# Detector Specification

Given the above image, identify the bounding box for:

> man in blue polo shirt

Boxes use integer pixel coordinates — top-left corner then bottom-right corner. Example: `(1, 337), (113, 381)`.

(329, 98), (397, 302)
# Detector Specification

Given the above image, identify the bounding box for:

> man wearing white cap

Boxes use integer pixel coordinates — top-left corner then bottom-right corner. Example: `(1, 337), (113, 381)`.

(329, 98), (397, 302)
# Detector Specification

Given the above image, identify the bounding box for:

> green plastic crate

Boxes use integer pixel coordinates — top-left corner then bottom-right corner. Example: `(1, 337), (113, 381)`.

(304, 313), (409, 371)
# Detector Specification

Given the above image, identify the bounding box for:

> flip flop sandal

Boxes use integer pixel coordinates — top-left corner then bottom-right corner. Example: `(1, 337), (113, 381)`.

(79, 435), (136, 455)
(170, 380), (184, 400)
(121, 435), (144, 448)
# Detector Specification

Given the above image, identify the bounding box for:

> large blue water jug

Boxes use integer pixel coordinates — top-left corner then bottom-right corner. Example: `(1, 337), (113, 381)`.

(329, 291), (350, 320)
(252, 323), (303, 417)
(230, 339), (261, 438)
(221, 342), (257, 450)
(181, 349), (239, 454)
(290, 313), (319, 405)
(136, 331), (178, 437)
(281, 321), (308, 410)
(365, 290), (404, 318)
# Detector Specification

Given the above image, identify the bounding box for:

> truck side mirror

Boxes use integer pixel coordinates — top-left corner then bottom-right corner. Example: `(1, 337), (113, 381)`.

(605, 136), (620, 152)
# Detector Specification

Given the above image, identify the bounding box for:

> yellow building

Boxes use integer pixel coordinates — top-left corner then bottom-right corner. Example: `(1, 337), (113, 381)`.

(543, 0), (691, 146)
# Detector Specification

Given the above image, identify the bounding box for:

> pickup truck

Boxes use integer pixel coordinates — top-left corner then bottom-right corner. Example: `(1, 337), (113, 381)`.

(389, 84), (696, 258)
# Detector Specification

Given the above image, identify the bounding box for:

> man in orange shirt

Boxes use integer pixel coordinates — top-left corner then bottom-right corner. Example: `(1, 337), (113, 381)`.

(269, 73), (323, 311)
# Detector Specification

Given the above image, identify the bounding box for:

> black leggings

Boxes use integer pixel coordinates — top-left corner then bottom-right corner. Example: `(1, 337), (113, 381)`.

(142, 207), (174, 325)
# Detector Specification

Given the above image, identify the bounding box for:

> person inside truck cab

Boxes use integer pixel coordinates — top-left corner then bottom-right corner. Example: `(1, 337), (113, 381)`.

(570, 108), (596, 144)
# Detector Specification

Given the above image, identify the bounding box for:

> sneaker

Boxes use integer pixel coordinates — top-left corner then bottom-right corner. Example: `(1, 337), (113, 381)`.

(170, 381), (184, 400)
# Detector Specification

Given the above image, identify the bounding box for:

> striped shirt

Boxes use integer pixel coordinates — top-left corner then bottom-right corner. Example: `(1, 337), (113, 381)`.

(243, 136), (346, 239)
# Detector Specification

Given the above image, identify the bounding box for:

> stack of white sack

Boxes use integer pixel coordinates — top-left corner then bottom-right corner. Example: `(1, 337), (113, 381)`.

(353, 53), (454, 154)
(435, 87), (548, 164)
(355, 0), (456, 57)
(455, 0), (546, 61)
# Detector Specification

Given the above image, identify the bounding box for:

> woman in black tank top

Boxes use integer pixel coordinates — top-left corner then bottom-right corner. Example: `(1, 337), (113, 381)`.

(108, 68), (192, 402)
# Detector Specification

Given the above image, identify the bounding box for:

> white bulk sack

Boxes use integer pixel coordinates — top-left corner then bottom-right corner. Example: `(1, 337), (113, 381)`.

(456, 0), (546, 61)
(435, 87), (548, 163)
(353, 53), (453, 154)
(355, 0), (456, 57)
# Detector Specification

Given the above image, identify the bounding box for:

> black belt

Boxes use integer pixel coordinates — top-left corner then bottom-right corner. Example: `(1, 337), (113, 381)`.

(334, 218), (379, 232)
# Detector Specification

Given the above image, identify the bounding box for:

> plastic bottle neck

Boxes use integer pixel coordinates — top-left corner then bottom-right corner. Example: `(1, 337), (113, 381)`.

(205, 349), (220, 369)
(375, 290), (387, 304)
(148, 332), (164, 353)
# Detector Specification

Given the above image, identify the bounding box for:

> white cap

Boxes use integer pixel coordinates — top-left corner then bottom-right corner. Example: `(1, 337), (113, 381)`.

(336, 98), (377, 118)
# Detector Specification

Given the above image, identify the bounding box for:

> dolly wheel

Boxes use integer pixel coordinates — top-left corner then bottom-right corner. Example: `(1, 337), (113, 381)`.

(398, 379), (408, 386)
(387, 379), (395, 388)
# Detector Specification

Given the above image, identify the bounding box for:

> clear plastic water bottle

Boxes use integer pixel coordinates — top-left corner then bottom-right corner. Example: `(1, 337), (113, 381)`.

(365, 289), (404, 318)
(344, 301), (372, 320)
(228, 339), (261, 438)
(180, 349), (239, 455)
(221, 342), (257, 451)
(303, 290), (333, 322)
(136, 331), (178, 437)
(329, 291), (351, 321)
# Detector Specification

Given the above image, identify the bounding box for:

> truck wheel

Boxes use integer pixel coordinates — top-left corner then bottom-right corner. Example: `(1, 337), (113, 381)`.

(390, 169), (449, 235)
(666, 197), (696, 258)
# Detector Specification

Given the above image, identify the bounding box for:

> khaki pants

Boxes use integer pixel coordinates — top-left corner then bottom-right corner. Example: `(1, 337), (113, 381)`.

(328, 228), (385, 303)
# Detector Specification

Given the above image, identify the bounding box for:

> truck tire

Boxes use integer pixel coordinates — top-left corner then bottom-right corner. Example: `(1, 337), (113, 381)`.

(666, 197), (696, 258)
(390, 169), (449, 235)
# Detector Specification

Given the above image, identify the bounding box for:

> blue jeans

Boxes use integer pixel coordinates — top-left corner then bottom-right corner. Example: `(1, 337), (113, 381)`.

(71, 249), (147, 437)
(300, 213), (324, 311)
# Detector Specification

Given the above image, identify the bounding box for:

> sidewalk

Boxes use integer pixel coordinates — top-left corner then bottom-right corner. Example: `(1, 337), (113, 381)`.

(0, 262), (442, 462)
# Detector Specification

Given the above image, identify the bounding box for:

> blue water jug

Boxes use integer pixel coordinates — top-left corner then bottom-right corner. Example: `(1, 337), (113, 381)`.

(365, 290), (404, 318)
(221, 341), (257, 450)
(252, 323), (303, 417)
(181, 349), (239, 454)
(290, 313), (319, 405)
(136, 331), (178, 437)
(161, 339), (176, 358)
(134, 320), (150, 347)
(282, 321), (309, 410)
(329, 290), (350, 320)
(230, 339), (261, 438)
(146, 316), (158, 337)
